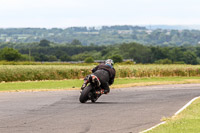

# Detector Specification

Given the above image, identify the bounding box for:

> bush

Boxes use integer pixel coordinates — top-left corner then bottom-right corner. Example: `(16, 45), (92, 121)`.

(155, 58), (172, 64)
(84, 57), (94, 63)
(174, 61), (185, 64)
(119, 60), (135, 65)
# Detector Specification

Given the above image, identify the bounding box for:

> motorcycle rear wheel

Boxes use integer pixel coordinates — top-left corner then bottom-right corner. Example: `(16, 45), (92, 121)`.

(91, 94), (101, 103)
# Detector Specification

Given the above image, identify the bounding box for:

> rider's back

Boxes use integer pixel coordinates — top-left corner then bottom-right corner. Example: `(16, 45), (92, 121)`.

(92, 64), (116, 85)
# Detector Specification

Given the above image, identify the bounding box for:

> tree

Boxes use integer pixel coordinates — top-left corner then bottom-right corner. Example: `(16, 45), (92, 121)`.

(183, 51), (198, 65)
(119, 42), (151, 63)
(19, 54), (34, 61)
(48, 55), (58, 61)
(169, 48), (184, 62)
(0, 47), (21, 61)
(39, 39), (50, 47)
(34, 54), (49, 61)
(60, 54), (71, 61)
(109, 54), (123, 63)
(151, 47), (170, 62)
(71, 39), (82, 45)
(72, 52), (91, 61)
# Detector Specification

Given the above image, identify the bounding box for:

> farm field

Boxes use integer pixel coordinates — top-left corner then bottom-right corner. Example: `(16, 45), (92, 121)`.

(0, 64), (200, 82)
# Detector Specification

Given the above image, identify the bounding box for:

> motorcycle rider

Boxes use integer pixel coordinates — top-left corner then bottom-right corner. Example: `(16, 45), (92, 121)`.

(81, 59), (116, 94)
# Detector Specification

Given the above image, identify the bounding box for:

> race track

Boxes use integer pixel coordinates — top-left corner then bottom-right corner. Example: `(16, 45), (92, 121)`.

(0, 84), (200, 133)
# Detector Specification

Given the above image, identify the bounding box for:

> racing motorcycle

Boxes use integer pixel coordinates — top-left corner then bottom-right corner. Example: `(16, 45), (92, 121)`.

(79, 75), (102, 103)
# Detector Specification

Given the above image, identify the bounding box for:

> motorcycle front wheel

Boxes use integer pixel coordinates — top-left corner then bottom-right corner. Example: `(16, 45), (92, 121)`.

(79, 84), (93, 103)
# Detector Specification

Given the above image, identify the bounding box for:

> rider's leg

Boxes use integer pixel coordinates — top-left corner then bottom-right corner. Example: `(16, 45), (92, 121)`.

(96, 82), (110, 94)
(81, 74), (101, 90)
(102, 83), (110, 94)
(90, 74), (101, 87)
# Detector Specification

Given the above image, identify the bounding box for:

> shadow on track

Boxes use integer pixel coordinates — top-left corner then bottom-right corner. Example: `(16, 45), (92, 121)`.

(82, 101), (136, 104)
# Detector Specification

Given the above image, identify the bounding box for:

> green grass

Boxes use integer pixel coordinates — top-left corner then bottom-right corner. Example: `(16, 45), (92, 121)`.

(146, 98), (200, 133)
(0, 80), (83, 91)
(0, 77), (200, 92)
(115, 77), (199, 84)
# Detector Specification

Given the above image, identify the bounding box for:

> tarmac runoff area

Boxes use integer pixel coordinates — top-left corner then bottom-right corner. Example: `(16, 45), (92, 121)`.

(0, 84), (200, 133)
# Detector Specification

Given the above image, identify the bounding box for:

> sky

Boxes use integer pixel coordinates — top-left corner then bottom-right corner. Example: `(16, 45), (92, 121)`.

(0, 0), (200, 28)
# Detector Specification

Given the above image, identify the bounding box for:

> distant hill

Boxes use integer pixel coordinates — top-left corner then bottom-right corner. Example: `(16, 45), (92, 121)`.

(1, 25), (200, 46)
(145, 25), (200, 30)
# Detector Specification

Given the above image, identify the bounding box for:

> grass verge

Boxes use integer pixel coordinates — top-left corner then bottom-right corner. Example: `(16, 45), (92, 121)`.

(0, 77), (200, 92)
(146, 97), (200, 133)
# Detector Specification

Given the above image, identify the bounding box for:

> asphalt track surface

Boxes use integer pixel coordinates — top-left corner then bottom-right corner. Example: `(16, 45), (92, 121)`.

(0, 84), (200, 133)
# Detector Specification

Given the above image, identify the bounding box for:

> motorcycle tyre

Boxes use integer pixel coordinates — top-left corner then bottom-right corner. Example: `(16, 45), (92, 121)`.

(79, 85), (93, 103)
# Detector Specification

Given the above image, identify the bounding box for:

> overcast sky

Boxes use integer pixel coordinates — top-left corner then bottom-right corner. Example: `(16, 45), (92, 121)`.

(0, 0), (200, 28)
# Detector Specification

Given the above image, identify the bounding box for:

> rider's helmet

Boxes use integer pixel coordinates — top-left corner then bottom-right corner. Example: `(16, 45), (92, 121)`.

(105, 59), (114, 66)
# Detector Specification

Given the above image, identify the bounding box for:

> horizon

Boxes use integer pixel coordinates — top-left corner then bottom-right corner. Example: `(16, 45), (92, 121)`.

(0, 24), (200, 29)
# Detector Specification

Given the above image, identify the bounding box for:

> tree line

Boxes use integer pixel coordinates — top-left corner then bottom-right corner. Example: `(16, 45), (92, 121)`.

(0, 40), (200, 65)
(1, 26), (200, 46)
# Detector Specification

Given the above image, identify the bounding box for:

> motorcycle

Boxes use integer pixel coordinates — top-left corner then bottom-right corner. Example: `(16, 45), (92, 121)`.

(79, 75), (102, 103)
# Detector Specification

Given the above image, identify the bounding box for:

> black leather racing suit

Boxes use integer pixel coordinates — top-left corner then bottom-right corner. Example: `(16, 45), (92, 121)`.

(91, 64), (116, 93)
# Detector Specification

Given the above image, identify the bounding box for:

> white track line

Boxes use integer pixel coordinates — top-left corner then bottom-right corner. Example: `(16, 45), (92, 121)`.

(140, 96), (200, 133)
(139, 121), (166, 133)
(174, 96), (200, 115)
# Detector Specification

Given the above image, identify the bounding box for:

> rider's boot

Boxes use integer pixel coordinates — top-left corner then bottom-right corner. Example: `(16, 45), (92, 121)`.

(103, 89), (109, 94)
(96, 89), (109, 95)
